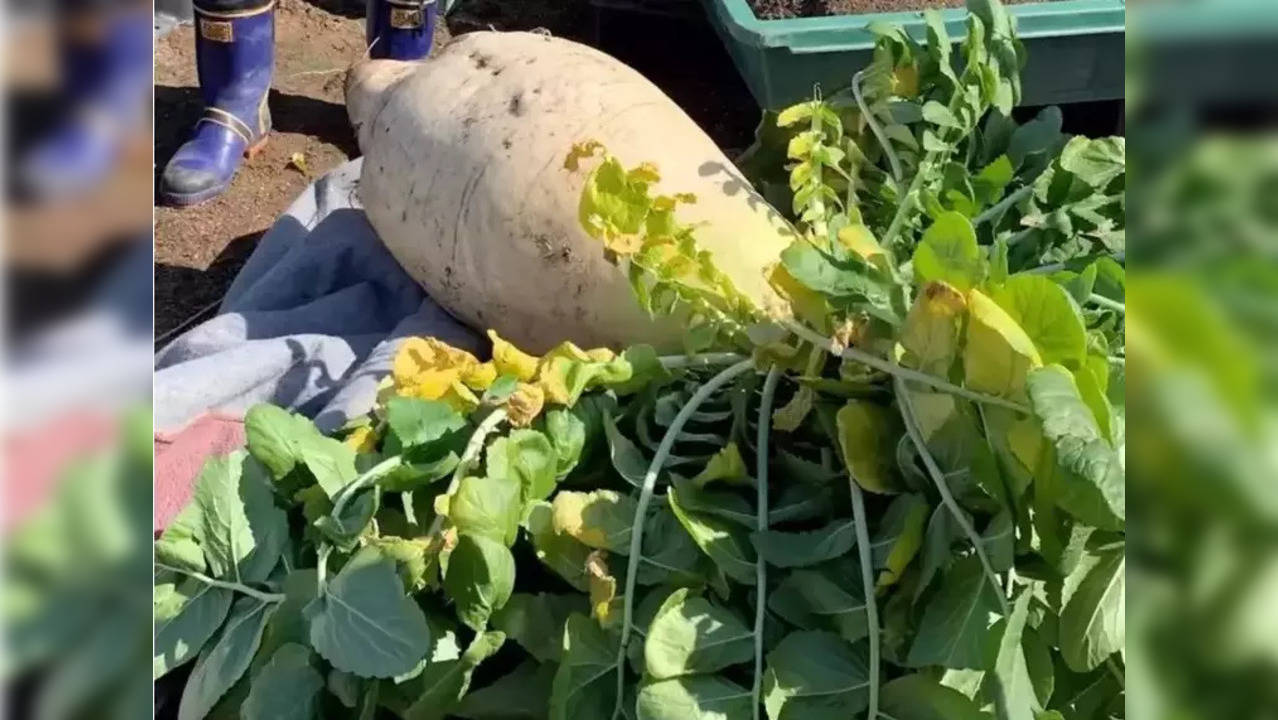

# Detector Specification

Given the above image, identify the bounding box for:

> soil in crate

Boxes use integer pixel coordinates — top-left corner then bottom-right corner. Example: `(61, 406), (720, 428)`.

(750, 0), (1046, 20)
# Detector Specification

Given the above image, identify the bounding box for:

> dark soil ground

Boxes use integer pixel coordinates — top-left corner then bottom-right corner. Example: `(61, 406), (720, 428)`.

(153, 0), (759, 339)
(749, 0), (1042, 20)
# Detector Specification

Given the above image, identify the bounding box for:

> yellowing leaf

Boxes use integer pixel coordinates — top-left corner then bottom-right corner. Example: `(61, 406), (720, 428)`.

(900, 281), (967, 375)
(462, 361), (498, 391)
(772, 386), (815, 433)
(692, 443), (750, 487)
(835, 400), (900, 493)
(892, 64), (920, 98)
(1006, 415), (1046, 475)
(488, 331), (539, 382)
(550, 490), (635, 553)
(504, 383), (546, 428)
(563, 140), (604, 171)
(766, 263), (829, 329)
(963, 290), (1042, 397)
(288, 151), (309, 175)
(585, 550), (618, 626)
(343, 425), (378, 453)
(836, 223), (890, 273)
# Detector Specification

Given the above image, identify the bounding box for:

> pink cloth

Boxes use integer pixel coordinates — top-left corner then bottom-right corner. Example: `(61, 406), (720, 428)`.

(4, 412), (117, 532)
(154, 413), (246, 533)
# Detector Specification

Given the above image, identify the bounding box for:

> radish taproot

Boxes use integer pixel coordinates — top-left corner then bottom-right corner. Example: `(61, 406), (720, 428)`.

(346, 32), (796, 353)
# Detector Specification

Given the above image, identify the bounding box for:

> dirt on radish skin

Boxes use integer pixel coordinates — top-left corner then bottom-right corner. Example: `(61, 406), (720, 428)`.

(347, 32), (797, 354)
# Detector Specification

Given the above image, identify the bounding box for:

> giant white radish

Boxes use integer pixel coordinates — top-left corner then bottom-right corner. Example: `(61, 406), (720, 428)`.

(346, 31), (795, 352)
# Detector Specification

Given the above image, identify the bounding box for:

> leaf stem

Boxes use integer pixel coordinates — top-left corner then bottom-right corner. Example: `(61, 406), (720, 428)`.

(853, 70), (902, 184)
(155, 562), (285, 603)
(784, 319), (1029, 414)
(330, 454), (406, 521)
(1088, 293), (1125, 314)
(847, 475), (880, 720)
(613, 359), (756, 720)
(895, 376), (1010, 615)
(973, 183), (1034, 227)
(426, 408), (509, 538)
(752, 366), (783, 720)
(316, 543), (332, 595)
(658, 352), (747, 369)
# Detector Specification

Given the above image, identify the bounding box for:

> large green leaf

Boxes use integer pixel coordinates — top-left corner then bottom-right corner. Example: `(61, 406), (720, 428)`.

(984, 592), (1038, 720)
(492, 593), (588, 663)
(444, 532), (517, 631)
(906, 557), (1001, 670)
(307, 547), (432, 678)
(446, 474), (522, 547)
(488, 429), (558, 502)
(241, 643), (323, 720)
(190, 452), (286, 583)
(668, 484), (757, 584)
(636, 675), (752, 720)
(913, 212), (984, 291)
(1059, 549), (1124, 672)
(767, 565), (868, 643)
(550, 614), (619, 720)
(1026, 366), (1125, 529)
(385, 397), (467, 448)
(879, 674), (988, 720)
(762, 630), (870, 720)
(643, 588), (753, 679)
(155, 502), (206, 573)
(637, 506), (712, 588)
(153, 578), (232, 680)
(244, 404), (356, 497)
(403, 631), (506, 720)
(780, 239), (900, 323)
(750, 518), (857, 569)
(544, 408), (588, 479)
(177, 595), (275, 720)
(454, 661), (556, 720)
(669, 475), (754, 527)
(991, 275), (1086, 365)
(525, 501), (593, 591)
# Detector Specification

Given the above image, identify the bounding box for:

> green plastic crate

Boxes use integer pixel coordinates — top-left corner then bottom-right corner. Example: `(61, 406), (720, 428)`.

(702, 0), (1125, 108)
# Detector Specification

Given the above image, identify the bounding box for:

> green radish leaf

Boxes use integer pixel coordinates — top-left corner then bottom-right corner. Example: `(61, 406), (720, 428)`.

(445, 474), (522, 547)
(691, 442), (751, 487)
(191, 452), (287, 584)
(750, 518), (857, 569)
(914, 212), (983, 291)
(444, 533), (516, 631)
(636, 675), (752, 720)
(454, 661), (556, 719)
(241, 643), (323, 720)
(1059, 549), (1124, 672)
(1026, 366), (1125, 529)
(1020, 626), (1055, 707)
(990, 275), (1087, 365)
(668, 483), (757, 584)
(1058, 136), (1125, 188)
(402, 631), (506, 720)
(984, 592), (1038, 720)
(767, 565), (868, 643)
(386, 397), (468, 448)
(835, 400), (901, 493)
(327, 669), (360, 708)
(550, 614), (620, 720)
(643, 588), (753, 679)
(914, 506), (960, 603)
(907, 556), (1001, 669)
(768, 483), (832, 525)
(763, 630), (870, 720)
(306, 547), (432, 678)
(368, 536), (434, 593)
(543, 408), (587, 479)
(177, 595), (274, 720)
(491, 593), (588, 663)
(551, 489), (636, 553)
(153, 578), (233, 680)
(525, 501), (592, 591)
(487, 429), (558, 503)
(870, 493), (928, 588)
(155, 502), (206, 573)
(964, 289), (1042, 398)
(637, 506), (711, 588)
(981, 510), (1015, 573)
(879, 674), (988, 720)
(313, 487), (378, 552)
(780, 240), (900, 324)
(244, 404), (356, 497)
(613, 345), (673, 396)
(601, 410), (649, 487)
(669, 475), (754, 526)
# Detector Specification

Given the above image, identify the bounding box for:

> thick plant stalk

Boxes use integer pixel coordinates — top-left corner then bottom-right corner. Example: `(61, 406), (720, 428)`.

(330, 455), (406, 520)
(752, 366), (783, 720)
(613, 359), (756, 719)
(154, 563), (285, 603)
(853, 70), (902, 184)
(846, 478), (880, 720)
(1088, 294), (1125, 314)
(785, 320), (1029, 413)
(895, 376), (1010, 614)
(427, 408), (509, 537)
(658, 352), (747, 369)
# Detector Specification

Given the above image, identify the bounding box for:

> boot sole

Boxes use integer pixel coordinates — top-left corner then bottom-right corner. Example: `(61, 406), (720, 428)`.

(160, 134), (269, 207)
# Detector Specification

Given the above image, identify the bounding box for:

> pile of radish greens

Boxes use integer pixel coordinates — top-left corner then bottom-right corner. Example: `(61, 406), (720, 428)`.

(153, 1), (1125, 719)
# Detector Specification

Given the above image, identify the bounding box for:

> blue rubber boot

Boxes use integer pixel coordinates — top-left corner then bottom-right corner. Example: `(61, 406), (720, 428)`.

(18, 8), (151, 199)
(159, 1), (274, 206)
(366, 0), (435, 60)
